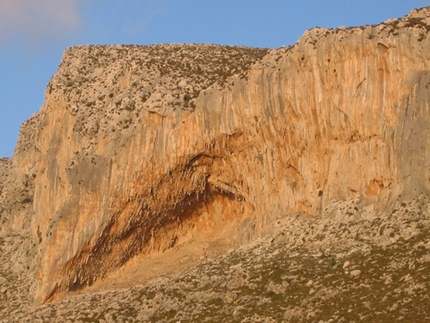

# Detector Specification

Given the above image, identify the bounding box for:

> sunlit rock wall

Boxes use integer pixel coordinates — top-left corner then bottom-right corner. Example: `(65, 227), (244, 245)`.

(6, 8), (430, 303)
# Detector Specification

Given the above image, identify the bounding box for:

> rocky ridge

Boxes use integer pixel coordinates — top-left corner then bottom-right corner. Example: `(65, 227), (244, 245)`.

(1, 6), (430, 321)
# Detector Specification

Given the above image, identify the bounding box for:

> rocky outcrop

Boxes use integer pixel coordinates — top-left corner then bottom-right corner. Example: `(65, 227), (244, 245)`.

(2, 7), (430, 305)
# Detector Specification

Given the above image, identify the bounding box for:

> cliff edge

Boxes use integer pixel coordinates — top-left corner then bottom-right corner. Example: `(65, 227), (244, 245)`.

(2, 7), (430, 306)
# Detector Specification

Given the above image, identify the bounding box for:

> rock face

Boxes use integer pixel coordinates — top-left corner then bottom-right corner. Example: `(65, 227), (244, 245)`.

(2, 7), (430, 305)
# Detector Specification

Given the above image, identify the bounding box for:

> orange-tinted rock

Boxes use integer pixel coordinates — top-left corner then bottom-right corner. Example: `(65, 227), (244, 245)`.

(5, 7), (430, 303)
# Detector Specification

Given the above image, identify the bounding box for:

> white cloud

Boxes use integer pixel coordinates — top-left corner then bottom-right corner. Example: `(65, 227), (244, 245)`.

(0, 0), (82, 43)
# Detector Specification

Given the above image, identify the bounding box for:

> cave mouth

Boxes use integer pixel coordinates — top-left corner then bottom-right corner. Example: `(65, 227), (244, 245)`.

(58, 179), (254, 300)
(58, 168), (254, 299)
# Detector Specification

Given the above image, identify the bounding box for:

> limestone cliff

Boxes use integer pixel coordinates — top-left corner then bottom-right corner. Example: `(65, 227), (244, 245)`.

(3, 7), (430, 304)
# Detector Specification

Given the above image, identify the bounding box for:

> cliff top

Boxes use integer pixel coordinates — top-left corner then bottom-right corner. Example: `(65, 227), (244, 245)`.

(41, 44), (269, 140)
(49, 43), (269, 99)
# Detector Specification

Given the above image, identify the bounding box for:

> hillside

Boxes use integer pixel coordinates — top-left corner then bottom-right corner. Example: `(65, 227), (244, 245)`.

(1, 6), (430, 322)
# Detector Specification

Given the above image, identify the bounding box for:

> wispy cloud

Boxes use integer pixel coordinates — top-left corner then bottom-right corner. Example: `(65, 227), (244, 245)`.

(0, 0), (82, 45)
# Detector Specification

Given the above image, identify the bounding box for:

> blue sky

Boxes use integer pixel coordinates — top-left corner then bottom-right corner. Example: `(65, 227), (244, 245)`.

(0, 0), (428, 157)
